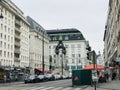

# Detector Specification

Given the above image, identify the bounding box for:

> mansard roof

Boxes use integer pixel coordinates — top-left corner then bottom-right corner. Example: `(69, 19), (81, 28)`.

(46, 28), (85, 41)
(26, 16), (47, 35)
(46, 28), (81, 34)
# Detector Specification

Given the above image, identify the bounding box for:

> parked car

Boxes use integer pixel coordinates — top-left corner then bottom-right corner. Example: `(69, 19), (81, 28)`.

(61, 75), (66, 79)
(54, 74), (61, 80)
(45, 74), (55, 81)
(37, 75), (45, 82)
(65, 75), (70, 79)
(24, 75), (39, 84)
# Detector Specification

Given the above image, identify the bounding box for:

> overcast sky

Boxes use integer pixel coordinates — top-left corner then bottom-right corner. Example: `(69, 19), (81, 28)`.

(12, 0), (109, 54)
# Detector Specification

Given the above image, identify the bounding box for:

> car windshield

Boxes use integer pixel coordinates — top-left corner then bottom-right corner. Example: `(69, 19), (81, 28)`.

(46, 74), (52, 77)
(29, 75), (35, 79)
(38, 75), (44, 78)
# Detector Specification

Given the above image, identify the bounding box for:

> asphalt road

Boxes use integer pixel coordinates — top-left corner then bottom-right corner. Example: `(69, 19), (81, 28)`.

(0, 79), (88, 90)
(1, 79), (119, 90)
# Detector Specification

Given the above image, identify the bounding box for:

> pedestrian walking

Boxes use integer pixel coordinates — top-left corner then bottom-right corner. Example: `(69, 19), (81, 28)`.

(104, 69), (109, 81)
(4, 74), (6, 83)
(112, 70), (117, 80)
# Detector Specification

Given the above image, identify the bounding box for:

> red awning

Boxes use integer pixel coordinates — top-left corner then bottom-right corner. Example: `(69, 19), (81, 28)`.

(35, 68), (42, 71)
(35, 68), (51, 74)
(83, 64), (104, 70)
(44, 70), (51, 74)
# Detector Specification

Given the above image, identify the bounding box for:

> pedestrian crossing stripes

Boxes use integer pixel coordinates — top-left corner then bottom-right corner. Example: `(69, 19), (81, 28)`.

(40, 87), (55, 90)
(0, 86), (82, 90)
(28, 87), (45, 90)
(52, 87), (63, 90)
(62, 87), (73, 90)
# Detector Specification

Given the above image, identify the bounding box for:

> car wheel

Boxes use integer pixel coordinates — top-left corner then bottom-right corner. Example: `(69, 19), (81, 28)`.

(24, 81), (27, 84)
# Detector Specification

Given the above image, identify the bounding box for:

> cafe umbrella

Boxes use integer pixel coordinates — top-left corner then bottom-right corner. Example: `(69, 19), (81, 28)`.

(83, 64), (104, 70)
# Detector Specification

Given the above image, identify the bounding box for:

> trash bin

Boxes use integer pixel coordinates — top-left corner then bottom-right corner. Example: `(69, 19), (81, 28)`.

(72, 70), (92, 86)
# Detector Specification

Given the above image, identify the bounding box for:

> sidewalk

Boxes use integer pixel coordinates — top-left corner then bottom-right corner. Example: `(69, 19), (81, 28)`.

(85, 80), (120, 90)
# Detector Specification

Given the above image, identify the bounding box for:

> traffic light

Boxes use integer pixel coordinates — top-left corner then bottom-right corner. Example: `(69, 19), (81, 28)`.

(86, 46), (91, 60)
(92, 50), (96, 64)
(49, 55), (52, 70)
(49, 65), (52, 70)
(86, 46), (91, 51)
(87, 52), (90, 60)
(88, 50), (96, 64)
(55, 46), (59, 55)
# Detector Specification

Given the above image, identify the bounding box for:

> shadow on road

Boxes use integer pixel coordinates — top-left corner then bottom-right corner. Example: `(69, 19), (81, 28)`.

(71, 85), (89, 90)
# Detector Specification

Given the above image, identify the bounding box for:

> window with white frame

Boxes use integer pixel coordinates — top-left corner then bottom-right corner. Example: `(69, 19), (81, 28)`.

(8, 35), (10, 41)
(8, 44), (10, 49)
(11, 37), (13, 43)
(0, 33), (2, 39)
(72, 59), (74, 63)
(4, 25), (7, 32)
(4, 51), (6, 57)
(8, 52), (9, 58)
(1, 24), (3, 30)
(77, 44), (81, 48)
(0, 50), (2, 57)
(4, 42), (6, 48)
(4, 35), (6, 40)
(0, 41), (2, 47)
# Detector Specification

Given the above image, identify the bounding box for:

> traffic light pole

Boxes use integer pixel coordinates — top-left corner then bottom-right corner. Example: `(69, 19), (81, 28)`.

(61, 54), (63, 78)
(92, 50), (97, 90)
(87, 49), (97, 90)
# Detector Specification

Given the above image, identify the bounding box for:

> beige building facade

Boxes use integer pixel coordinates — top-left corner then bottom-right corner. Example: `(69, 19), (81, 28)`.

(104, 0), (120, 65)
(27, 16), (50, 74)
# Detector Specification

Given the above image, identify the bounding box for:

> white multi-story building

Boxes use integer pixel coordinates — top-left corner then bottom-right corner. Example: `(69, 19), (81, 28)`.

(20, 20), (29, 68)
(27, 16), (50, 74)
(0, 0), (15, 67)
(47, 29), (90, 75)
(0, 0), (30, 70)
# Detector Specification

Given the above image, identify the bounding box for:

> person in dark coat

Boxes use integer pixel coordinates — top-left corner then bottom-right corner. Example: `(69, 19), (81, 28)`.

(112, 70), (116, 80)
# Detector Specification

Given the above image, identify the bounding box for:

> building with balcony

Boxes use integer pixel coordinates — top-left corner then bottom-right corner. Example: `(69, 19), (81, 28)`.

(0, 1), (15, 68)
(27, 16), (50, 74)
(46, 29), (90, 75)
(103, 0), (120, 66)
(0, 0), (30, 78)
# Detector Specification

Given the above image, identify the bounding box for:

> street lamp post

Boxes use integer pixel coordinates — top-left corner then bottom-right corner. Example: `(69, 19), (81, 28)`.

(61, 53), (63, 77)
(42, 32), (44, 75)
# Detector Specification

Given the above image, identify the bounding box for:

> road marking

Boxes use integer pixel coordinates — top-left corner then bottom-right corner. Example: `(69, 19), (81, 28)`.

(19, 87), (44, 90)
(0, 86), (83, 90)
(30, 87), (45, 90)
(39, 87), (54, 90)
(52, 87), (63, 90)
(62, 87), (73, 90)
(74, 88), (80, 90)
